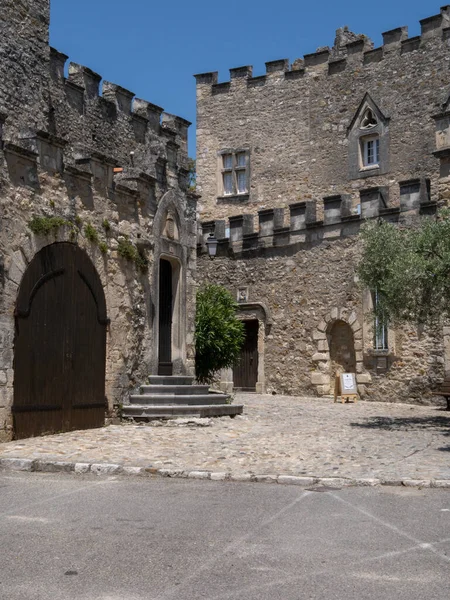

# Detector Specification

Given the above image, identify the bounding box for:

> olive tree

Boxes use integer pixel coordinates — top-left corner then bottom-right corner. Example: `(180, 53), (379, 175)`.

(358, 210), (450, 328)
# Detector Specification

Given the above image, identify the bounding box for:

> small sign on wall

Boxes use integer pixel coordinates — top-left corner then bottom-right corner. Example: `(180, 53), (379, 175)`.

(334, 372), (358, 403)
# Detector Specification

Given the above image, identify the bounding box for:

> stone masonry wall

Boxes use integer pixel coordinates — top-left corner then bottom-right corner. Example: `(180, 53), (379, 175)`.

(195, 6), (450, 406)
(196, 7), (450, 220)
(197, 231), (444, 405)
(0, 0), (197, 440)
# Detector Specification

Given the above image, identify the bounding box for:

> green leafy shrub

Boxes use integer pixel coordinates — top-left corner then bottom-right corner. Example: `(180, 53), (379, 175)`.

(134, 248), (149, 273)
(195, 284), (245, 384)
(117, 237), (137, 261)
(102, 218), (111, 232)
(84, 222), (99, 244)
(99, 241), (108, 254)
(28, 216), (69, 236)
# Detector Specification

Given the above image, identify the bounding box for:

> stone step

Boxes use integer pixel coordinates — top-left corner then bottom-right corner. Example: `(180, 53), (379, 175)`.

(129, 393), (230, 406)
(147, 376), (195, 386)
(139, 385), (210, 396)
(122, 404), (243, 419)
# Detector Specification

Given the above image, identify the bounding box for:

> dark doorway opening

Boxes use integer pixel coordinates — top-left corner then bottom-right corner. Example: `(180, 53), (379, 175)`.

(13, 243), (108, 439)
(158, 258), (173, 375)
(328, 320), (356, 375)
(233, 320), (258, 391)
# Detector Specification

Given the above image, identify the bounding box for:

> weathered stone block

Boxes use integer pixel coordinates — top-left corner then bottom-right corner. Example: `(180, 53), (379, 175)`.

(311, 372), (329, 385)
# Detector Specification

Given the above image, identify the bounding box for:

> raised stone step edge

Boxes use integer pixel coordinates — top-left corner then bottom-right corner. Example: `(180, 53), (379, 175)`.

(0, 458), (449, 488)
(122, 404), (243, 418)
(147, 376), (195, 386)
(128, 395), (232, 406)
(139, 385), (211, 395)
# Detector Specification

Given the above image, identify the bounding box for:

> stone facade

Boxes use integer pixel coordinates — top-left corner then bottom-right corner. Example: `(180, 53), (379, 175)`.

(196, 6), (450, 404)
(0, 0), (197, 440)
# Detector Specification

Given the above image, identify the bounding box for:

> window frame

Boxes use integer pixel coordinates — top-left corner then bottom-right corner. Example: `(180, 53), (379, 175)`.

(219, 149), (250, 198)
(372, 290), (389, 351)
(361, 135), (380, 169)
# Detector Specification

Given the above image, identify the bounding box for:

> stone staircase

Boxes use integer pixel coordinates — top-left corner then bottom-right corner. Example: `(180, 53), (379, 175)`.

(123, 375), (243, 420)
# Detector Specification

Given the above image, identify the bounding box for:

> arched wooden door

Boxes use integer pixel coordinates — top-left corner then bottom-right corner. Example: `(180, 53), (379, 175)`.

(13, 243), (108, 439)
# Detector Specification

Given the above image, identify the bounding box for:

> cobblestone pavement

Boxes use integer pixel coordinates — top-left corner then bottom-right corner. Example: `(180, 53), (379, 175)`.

(0, 394), (449, 481)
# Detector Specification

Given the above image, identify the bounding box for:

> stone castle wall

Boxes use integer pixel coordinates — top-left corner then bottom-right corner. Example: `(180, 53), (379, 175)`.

(0, 0), (197, 440)
(195, 6), (450, 405)
(197, 200), (445, 404)
(196, 7), (450, 220)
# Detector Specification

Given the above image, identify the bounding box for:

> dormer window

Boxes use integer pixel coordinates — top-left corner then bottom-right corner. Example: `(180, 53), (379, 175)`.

(348, 93), (389, 179)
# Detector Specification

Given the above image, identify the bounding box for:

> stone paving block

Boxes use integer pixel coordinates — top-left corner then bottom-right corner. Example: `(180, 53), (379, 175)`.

(210, 472), (228, 481)
(353, 478), (381, 486)
(74, 463), (91, 474)
(35, 460), (74, 473)
(90, 463), (123, 475)
(254, 474), (278, 483)
(229, 473), (254, 482)
(432, 480), (450, 488)
(317, 477), (354, 487)
(122, 466), (145, 476)
(0, 458), (35, 471)
(278, 475), (315, 486)
(402, 479), (432, 488)
(187, 470), (210, 479)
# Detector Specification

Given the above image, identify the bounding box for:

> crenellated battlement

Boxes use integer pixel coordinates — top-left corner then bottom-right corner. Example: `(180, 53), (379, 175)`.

(53, 50), (190, 141)
(195, 6), (450, 92)
(198, 178), (436, 256)
(0, 43), (192, 200)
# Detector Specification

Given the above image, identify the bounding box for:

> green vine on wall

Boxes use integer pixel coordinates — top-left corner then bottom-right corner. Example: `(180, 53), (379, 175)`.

(28, 215), (149, 271)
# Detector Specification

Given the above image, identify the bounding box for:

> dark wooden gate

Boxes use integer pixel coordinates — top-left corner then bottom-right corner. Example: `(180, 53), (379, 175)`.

(233, 320), (258, 391)
(158, 258), (173, 375)
(13, 243), (108, 439)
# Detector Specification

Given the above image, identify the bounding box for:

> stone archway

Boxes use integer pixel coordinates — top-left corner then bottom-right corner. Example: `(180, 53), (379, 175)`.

(218, 301), (272, 394)
(311, 307), (369, 396)
(328, 320), (356, 374)
(13, 242), (108, 439)
(152, 189), (192, 376)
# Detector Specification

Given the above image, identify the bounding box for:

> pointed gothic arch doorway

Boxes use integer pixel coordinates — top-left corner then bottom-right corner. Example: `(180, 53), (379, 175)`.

(13, 243), (108, 439)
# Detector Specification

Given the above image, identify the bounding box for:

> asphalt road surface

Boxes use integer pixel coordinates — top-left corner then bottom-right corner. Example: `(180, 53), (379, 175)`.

(0, 473), (449, 600)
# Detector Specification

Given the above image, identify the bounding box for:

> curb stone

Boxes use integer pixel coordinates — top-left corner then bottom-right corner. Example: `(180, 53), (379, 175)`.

(0, 458), (448, 488)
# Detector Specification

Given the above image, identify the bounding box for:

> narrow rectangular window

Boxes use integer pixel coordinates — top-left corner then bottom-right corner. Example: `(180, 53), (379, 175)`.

(236, 152), (246, 167)
(223, 154), (233, 169)
(373, 290), (388, 350)
(223, 171), (233, 195)
(363, 137), (380, 167)
(236, 170), (247, 193)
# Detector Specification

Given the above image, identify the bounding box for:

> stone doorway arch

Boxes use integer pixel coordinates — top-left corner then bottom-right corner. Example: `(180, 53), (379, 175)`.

(311, 307), (368, 396)
(328, 320), (356, 375)
(13, 242), (108, 439)
(218, 301), (272, 394)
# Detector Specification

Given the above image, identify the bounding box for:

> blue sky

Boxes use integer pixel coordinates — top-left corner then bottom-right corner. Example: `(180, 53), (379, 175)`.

(50, 0), (439, 156)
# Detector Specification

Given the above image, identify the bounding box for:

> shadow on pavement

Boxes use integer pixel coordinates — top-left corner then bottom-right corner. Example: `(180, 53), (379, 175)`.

(350, 414), (450, 452)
